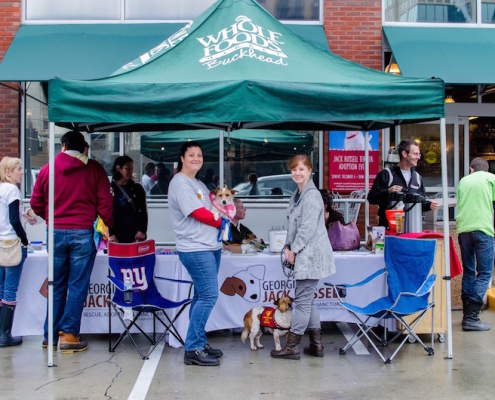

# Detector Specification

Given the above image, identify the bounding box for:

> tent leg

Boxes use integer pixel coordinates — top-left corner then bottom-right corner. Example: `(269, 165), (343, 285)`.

(47, 122), (56, 367)
(440, 117), (453, 360)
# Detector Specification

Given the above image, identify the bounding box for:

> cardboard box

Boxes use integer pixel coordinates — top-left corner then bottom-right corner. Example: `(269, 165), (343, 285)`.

(228, 244), (242, 254)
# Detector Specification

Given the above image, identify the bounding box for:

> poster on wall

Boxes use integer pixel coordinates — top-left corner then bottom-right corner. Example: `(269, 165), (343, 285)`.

(328, 131), (379, 192)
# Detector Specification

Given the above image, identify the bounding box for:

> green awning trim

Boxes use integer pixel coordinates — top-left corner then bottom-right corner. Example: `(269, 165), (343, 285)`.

(0, 23), (329, 82)
(383, 26), (495, 85)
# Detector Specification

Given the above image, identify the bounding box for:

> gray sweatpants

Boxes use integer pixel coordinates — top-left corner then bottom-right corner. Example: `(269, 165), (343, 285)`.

(290, 279), (320, 335)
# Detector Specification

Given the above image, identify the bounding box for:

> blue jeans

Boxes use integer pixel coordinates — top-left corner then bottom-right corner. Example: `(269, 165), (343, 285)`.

(0, 246), (27, 303)
(44, 229), (96, 340)
(178, 249), (221, 352)
(459, 231), (495, 305)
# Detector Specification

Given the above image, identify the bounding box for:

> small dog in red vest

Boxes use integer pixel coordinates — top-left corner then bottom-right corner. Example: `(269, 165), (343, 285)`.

(241, 296), (293, 351)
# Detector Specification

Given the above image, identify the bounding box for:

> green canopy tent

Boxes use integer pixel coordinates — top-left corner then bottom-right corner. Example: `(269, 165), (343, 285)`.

(48, 0), (444, 131)
(44, 0), (452, 364)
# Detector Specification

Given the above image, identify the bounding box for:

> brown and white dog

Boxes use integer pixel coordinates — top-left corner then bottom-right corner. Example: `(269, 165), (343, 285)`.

(241, 296), (293, 351)
(209, 186), (236, 241)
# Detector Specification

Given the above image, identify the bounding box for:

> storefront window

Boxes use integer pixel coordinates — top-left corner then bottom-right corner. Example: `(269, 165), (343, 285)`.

(89, 133), (119, 176)
(25, 83), (118, 196)
(224, 130), (318, 197)
(482, 1), (495, 23)
(136, 131), (219, 197)
(469, 118), (495, 173)
(399, 123), (455, 193)
(24, 0), (321, 22)
(138, 129), (318, 198)
(384, 0), (477, 23)
(26, 0), (121, 21)
(25, 82), (50, 196)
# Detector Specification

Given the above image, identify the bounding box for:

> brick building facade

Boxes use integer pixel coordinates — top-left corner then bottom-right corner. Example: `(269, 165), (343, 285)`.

(0, 1), (21, 157)
(0, 1), (385, 169)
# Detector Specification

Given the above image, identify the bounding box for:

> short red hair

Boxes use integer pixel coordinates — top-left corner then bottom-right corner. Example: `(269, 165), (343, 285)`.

(288, 154), (313, 170)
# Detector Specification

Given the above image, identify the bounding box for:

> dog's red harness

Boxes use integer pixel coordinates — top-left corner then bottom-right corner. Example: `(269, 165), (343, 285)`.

(260, 307), (290, 330)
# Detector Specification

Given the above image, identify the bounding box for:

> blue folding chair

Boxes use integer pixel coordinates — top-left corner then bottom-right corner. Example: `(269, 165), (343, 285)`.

(325, 236), (437, 363)
(107, 240), (193, 359)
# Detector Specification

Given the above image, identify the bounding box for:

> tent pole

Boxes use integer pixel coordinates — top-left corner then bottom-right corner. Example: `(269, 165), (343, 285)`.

(319, 131), (323, 188)
(47, 122), (55, 367)
(219, 130), (224, 188)
(364, 130), (369, 227)
(440, 117), (453, 359)
(20, 83), (26, 195)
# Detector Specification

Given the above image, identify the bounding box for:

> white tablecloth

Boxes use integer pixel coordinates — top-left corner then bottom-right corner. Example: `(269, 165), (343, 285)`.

(13, 250), (387, 348)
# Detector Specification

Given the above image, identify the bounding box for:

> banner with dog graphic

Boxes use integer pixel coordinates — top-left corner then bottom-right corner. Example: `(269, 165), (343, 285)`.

(14, 250), (393, 348)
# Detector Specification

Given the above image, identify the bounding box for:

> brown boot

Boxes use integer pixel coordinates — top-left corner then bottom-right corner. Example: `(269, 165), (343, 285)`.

(303, 328), (324, 357)
(59, 331), (88, 354)
(270, 331), (302, 360)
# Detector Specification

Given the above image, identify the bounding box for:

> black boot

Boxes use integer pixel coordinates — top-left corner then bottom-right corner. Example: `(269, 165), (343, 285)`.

(184, 349), (220, 366)
(0, 304), (22, 347)
(462, 301), (490, 331)
(270, 331), (302, 360)
(303, 328), (324, 357)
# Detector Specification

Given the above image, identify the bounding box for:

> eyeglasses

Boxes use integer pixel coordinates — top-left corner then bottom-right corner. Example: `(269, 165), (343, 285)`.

(122, 167), (134, 171)
(409, 152), (421, 158)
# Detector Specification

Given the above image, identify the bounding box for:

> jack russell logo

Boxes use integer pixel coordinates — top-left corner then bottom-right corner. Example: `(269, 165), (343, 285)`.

(197, 15), (288, 70)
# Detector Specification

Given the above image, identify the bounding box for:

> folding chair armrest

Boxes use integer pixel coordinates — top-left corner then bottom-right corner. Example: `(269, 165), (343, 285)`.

(393, 274), (437, 301)
(154, 275), (194, 300)
(154, 276), (193, 285)
(108, 275), (125, 291)
(415, 274), (437, 296)
(324, 267), (387, 289)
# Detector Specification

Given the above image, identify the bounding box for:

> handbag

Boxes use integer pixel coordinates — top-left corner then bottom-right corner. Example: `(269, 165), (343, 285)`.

(0, 238), (22, 267)
(328, 221), (361, 251)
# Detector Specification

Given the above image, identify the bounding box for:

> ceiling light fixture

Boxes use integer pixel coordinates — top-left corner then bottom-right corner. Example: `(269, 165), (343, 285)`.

(385, 55), (401, 75)
(445, 95), (455, 104)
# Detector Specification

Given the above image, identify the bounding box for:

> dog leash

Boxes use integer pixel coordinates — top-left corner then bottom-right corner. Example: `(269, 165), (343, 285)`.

(217, 217), (232, 242)
(280, 249), (294, 280)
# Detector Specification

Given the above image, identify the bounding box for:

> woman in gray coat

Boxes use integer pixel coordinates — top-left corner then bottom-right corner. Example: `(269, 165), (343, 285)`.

(271, 154), (335, 360)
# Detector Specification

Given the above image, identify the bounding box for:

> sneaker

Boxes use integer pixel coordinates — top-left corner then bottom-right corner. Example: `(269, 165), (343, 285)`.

(204, 343), (223, 358)
(42, 339), (58, 350)
(184, 350), (220, 366)
(59, 331), (88, 354)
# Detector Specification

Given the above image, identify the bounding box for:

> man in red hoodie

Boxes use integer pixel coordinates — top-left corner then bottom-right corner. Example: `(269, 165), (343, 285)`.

(30, 130), (113, 353)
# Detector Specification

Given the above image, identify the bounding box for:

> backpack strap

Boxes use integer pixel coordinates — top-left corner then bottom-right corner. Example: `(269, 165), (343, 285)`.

(384, 167), (393, 187)
(413, 170), (421, 187)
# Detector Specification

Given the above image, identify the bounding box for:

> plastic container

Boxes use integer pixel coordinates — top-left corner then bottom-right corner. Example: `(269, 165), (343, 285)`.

(124, 277), (133, 304)
(268, 226), (287, 253)
(385, 210), (404, 233)
(31, 241), (43, 251)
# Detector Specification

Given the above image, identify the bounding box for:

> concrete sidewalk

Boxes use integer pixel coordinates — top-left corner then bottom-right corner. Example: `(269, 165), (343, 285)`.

(1, 309), (494, 400)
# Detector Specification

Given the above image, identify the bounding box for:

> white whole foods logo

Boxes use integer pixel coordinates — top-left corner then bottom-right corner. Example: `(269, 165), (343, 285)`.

(197, 15), (288, 69)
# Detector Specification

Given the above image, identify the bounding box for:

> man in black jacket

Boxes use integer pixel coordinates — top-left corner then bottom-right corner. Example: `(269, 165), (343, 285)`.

(368, 139), (437, 228)
(228, 199), (256, 244)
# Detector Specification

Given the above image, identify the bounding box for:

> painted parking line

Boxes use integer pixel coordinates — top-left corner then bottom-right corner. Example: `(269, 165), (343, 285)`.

(336, 322), (370, 355)
(128, 341), (165, 400)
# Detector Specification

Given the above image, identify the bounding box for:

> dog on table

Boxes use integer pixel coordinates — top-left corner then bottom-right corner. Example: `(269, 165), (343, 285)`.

(241, 296), (293, 351)
(209, 186), (237, 241)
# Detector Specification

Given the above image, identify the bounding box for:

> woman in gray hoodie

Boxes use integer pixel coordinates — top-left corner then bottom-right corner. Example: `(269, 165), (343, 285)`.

(271, 154), (335, 360)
